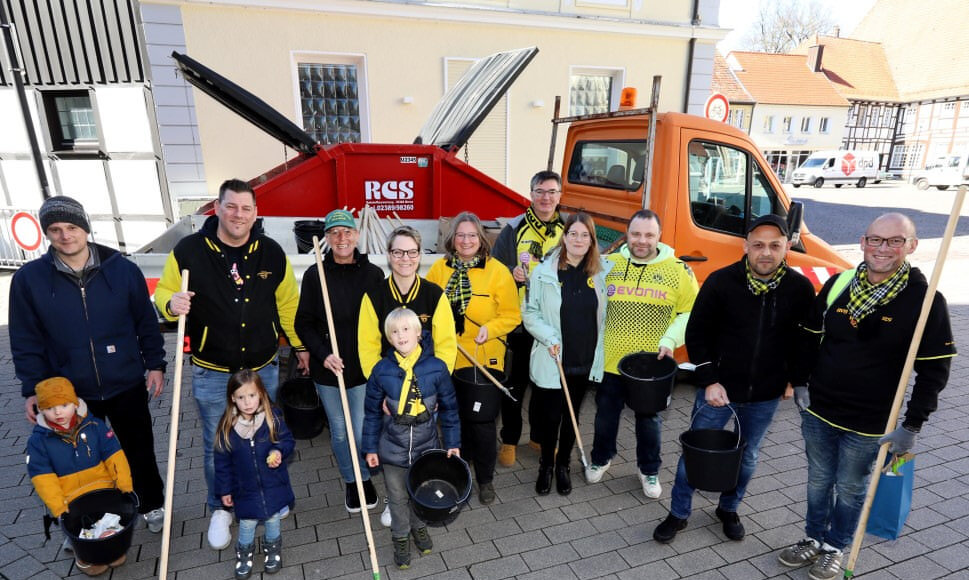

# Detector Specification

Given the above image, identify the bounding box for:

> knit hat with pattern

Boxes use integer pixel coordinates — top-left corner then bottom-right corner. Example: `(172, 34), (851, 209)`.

(39, 196), (90, 233)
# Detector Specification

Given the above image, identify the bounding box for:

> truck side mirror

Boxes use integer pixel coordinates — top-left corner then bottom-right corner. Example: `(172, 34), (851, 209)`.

(787, 201), (804, 245)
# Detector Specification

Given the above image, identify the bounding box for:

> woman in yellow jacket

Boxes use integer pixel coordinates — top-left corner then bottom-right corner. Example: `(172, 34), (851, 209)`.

(426, 212), (520, 504)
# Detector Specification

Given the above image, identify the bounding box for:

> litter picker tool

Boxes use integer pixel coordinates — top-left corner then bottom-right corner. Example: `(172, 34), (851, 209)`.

(456, 343), (517, 401)
(556, 357), (589, 470)
(312, 236), (382, 580)
(843, 185), (965, 579)
(159, 270), (189, 580)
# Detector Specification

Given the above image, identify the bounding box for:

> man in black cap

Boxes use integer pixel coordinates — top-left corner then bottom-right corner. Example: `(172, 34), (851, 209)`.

(10, 195), (169, 533)
(653, 213), (815, 544)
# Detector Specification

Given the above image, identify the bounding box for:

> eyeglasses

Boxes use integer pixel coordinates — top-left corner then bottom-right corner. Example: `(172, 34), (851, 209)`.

(566, 231), (591, 240)
(389, 248), (421, 259)
(455, 233), (479, 240)
(863, 236), (910, 248)
(531, 188), (560, 197)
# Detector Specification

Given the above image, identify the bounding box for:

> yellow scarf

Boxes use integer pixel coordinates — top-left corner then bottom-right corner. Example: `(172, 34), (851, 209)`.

(394, 346), (427, 417)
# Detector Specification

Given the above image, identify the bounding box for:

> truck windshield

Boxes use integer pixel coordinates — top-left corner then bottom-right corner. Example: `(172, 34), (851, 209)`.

(566, 140), (647, 191)
(800, 158), (826, 168)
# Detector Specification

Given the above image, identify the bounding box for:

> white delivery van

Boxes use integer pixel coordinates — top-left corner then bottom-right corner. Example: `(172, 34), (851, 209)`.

(791, 150), (879, 188)
(911, 153), (969, 191)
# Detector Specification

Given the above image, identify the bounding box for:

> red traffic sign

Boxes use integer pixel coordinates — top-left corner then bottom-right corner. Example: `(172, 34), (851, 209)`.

(11, 212), (43, 251)
(704, 93), (730, 123)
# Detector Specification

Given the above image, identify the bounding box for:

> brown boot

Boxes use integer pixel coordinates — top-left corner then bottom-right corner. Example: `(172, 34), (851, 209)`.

(498, 444), (516, 467)
(75, 559), (109, 576)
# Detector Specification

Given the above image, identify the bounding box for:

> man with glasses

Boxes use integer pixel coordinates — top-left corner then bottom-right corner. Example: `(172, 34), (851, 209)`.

(778, 213), (955, 580)
(155, 179), (307, 551)
(492, 170), (566, 466)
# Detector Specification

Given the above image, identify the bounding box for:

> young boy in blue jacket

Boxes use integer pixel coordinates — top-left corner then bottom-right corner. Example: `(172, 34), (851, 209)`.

(362, 308), (461, 569)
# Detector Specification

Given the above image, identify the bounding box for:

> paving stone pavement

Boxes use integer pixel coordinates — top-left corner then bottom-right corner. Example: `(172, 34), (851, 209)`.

(1, 286), (968, 579)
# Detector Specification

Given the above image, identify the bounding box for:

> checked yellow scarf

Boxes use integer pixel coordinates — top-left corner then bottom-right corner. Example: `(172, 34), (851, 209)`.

(444, 256), (480, 317)
(394, 346), (427, 417)
(846, 261), (910, 327)
(745, 258), (787, 296)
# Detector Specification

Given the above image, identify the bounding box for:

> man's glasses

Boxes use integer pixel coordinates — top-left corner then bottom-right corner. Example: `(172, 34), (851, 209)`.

(531, 188), (560, 197)
(863, 236), (910, 248)
(390, 248), (421, 259)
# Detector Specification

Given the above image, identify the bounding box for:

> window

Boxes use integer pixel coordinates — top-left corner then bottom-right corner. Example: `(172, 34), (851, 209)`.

(763, 115), (775, 133)
(890, 143), (925, 169)
(41, 90), (99, 152)
(297, 61), (363, 144)
(567, 139), (646, 190)
(728, 109), (745, 130)
(819, 117), (830, 134)
(940, 102), (957, 120)
(783, 116), (792, 133)
(569, 69), (621, 115)
(800, 117), (812, 133)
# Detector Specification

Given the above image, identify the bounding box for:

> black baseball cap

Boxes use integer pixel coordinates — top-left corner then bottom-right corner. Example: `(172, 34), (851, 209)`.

(747, 214), (789, 237)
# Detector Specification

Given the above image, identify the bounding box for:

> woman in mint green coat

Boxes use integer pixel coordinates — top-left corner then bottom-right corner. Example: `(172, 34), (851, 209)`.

(521, 212), (612, 497)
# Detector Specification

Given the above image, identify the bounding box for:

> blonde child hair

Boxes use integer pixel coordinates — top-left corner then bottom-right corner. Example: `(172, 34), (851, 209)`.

(383, 307), (422, 340)
(215, 369), (280, 451)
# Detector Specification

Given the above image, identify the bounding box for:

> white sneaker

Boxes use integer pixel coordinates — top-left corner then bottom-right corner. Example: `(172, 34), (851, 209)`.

(584, 461), (611, 484)
(207, 509), (233, 550)
(144, 508), (164, 533)
(279, 505), (290, 520)
(62, 537), (73, 553)
(640, 473), (662, 499)
(380, 498), (391, 528)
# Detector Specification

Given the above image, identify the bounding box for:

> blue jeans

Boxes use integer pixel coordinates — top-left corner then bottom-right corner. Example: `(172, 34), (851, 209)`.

(669, 390), (780, 519)
(193, 360), (279, 511)
(316, 382), (370, 483)
(590, 372), (662, 475)
(237, 510), (282, 546)
(801, 410), (881, 550)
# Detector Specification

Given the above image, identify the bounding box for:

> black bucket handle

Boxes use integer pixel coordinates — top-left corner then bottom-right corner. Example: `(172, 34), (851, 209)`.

(416, 449), (474, 510)
(689, 403), (743, 449)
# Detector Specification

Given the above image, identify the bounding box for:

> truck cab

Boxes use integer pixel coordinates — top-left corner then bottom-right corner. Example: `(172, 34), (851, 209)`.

(912, 153), (969, 191)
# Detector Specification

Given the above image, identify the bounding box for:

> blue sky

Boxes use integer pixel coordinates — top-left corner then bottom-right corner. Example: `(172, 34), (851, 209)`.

(717, 0), (878, 53)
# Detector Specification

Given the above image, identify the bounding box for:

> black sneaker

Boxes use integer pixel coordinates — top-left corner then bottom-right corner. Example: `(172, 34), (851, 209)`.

(652, 513), (688, 543)
(393, 536), (411, 569)
(715, 507), (745, 541)
(362, 479), (379, 510)
(411, 527), (433, 555)
(345, 482), (362, 514)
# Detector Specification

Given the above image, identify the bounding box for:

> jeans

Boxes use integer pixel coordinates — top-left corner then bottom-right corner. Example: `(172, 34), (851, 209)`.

(591, 372), (662, 475)
(193, 360), (279, 511)
(383, 464), (424, 538)
(530, 377), (589, 467)
(801, 410), (881, 550)
(86, 385), (165, 513)
(237, 510), (282, 546)
(669, 390), (780, 519)
(317, 382), (370, 483)
(500, 331), (535, 445)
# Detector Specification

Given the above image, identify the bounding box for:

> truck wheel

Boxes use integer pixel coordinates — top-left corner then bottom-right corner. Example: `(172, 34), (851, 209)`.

(937, 185), (949, 191)
(792, 184), (801, 188)
(814, 178), (824, 188)
(834, 184), (843, 188)
(856, 177), (867, 188)
(915, 179), (929, 191)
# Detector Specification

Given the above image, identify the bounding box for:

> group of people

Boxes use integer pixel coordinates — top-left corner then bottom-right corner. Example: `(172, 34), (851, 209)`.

(10, 171), (954, 580)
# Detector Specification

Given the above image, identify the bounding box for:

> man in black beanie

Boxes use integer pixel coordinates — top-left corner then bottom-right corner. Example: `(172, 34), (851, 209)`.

(10, 195), (170, 534)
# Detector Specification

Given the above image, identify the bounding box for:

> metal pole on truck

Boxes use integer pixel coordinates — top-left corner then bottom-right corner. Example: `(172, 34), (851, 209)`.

(842, 185), (965, 579)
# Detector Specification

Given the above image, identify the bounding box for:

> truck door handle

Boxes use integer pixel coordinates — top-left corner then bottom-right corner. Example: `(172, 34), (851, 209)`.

(679, 255), (708, 262)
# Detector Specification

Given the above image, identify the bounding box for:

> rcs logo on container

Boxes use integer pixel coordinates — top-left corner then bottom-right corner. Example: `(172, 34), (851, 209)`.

(365, 180), (415, 200)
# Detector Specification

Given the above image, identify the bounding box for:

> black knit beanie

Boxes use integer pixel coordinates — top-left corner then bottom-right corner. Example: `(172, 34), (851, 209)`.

(39, 196), (90, 233)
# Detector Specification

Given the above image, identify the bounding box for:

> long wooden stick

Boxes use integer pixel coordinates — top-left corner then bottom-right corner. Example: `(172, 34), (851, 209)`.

(843, 186), (966, 578)
(556, 358), (589, 470)
(455, 343), (517, 401)
(312, 236), (381, 580)
(159, 270), (189, 580)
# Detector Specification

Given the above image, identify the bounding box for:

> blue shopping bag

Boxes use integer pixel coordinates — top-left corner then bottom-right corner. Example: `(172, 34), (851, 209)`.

(866, 454), (915, 540)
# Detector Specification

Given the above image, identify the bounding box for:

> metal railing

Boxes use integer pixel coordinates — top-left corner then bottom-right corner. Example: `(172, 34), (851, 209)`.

(0, 207), (47, 269)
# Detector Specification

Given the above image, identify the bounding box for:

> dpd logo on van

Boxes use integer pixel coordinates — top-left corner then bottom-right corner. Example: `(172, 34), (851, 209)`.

(841, 153), (856, 176)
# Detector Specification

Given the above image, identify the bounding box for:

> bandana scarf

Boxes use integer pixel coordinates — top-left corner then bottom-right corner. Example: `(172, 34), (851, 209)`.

(745, 258), (787, 296)
(444, 256), (480, 317)
(523, 206), (563, 250)
(394, 346), (427, 417)
(846, 261), (910, 327)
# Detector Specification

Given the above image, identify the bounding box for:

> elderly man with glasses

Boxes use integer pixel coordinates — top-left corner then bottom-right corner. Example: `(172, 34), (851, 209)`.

(778, 212), (955, 580)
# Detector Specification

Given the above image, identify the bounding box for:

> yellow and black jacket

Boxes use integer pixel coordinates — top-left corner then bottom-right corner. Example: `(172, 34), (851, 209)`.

(155, 216), (304, 372)
(26, 400), (132, 517)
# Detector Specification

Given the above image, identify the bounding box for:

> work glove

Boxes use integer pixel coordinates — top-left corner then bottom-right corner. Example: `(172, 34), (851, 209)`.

(793, 386), (810, 412)
(879, 426), (917, 454)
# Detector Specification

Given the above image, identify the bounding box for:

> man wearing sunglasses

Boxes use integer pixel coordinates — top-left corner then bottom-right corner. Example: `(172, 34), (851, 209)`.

(778, 213), (955, 580)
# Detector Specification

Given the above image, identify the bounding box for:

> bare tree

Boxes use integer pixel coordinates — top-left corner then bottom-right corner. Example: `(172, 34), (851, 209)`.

(741, 0), (837, 53)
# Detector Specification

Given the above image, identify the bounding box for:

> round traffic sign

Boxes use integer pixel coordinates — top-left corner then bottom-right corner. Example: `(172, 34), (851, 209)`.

(11, 212), (43, 251)
(704, 93), (730, 124)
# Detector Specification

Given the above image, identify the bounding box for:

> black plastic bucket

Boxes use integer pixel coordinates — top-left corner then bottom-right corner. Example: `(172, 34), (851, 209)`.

(453, 367), (504, 423)
(406, 450), (472, 527)
(294, 220), (327, 254)
(679, 405), (747, 492)
(278, 377), (326, 439)
(61, 489), (137, 565)
(617, 352), (677, 414)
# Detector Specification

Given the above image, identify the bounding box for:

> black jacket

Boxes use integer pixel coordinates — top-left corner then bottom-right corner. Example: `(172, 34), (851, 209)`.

(685, 259), (816, 403)
(295, 249), (384, 387)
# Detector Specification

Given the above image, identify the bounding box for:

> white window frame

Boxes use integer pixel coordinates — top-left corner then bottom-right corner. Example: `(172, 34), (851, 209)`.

(763, 115), (775, 133)
(819, 117), (830, 134)
(800, 116), (812, 133)
(290, 51), (371, 143)
(783, 116), (792, 133)
(568, 66), (625, 116)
